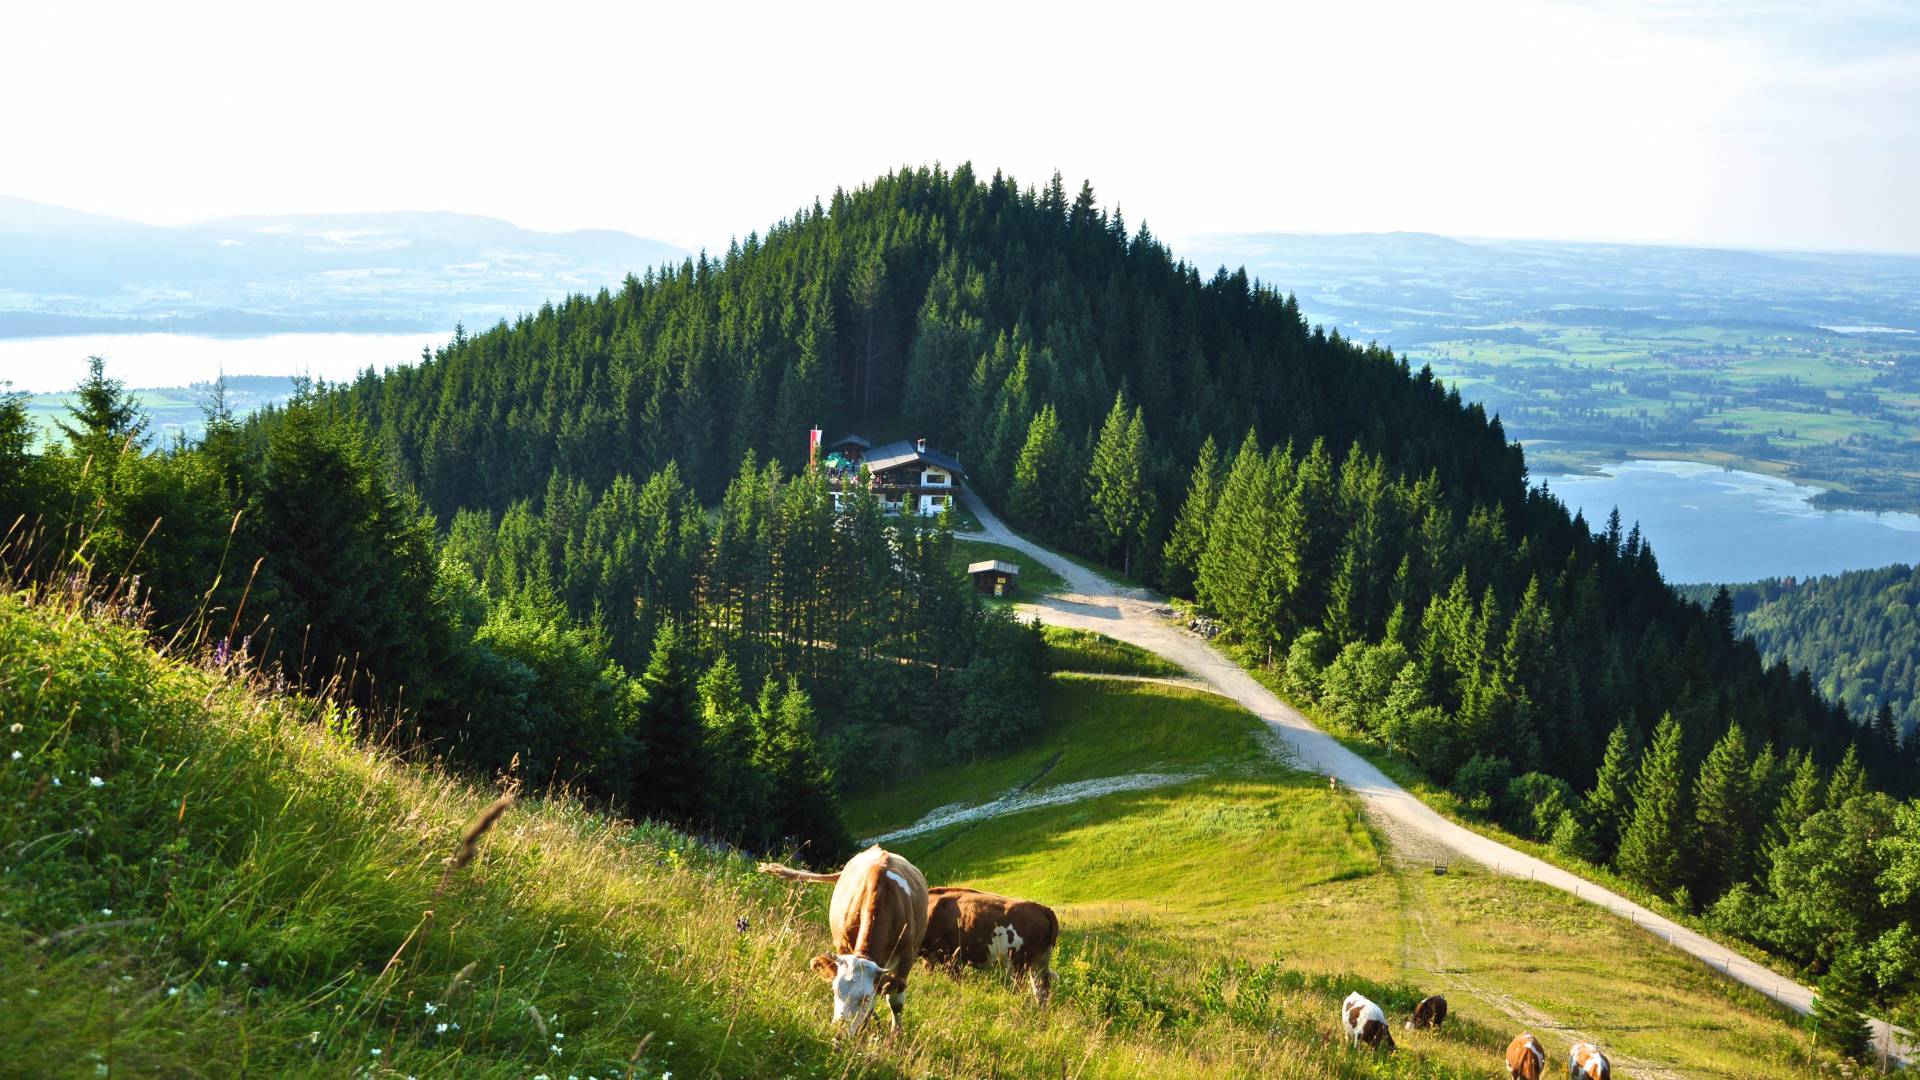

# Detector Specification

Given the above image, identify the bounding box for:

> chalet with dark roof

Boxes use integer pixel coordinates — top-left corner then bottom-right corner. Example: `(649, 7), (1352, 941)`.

(816, 431), (965, 516)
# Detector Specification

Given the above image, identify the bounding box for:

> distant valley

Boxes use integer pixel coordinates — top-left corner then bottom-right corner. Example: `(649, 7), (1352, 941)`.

(0, 195), (685, 340)
(1177, 232), (1920, 512)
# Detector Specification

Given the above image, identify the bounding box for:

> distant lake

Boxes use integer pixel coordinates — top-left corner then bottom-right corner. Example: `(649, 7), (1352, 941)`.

(0, 331), (444, 393)
(1548, 460), (1920, 583)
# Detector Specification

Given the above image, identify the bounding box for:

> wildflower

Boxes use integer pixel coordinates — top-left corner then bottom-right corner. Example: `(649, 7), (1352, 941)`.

(167, 987), (179, 997)
(51, 776), (60, 786)
(9, 751), (19, 760)
(736, 916), (750, 932)
(423, 1001), (437, 1015)
(450, 1022), (460, 1031)
(7, 723), (20, 734)
(550, 1043), (564, 1056)
(90, 776), (105, 788)
(217, 960), (229, 969)
(369, 1048), (381, 1057)
(435, 1023), (449, 1035)
(101, 908), (113, 916)
(554, 1032), (564, 1040)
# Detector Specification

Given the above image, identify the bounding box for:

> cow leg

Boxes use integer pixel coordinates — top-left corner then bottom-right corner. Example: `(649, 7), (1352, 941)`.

(886, 986), (906, 1032)
(1028, 963), (1053, 1006)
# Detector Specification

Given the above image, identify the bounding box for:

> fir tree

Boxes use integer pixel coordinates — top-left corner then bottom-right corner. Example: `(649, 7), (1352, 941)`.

(1161, 433), (1220, 596)
(1585, 721), (1638, 860)
(1087, 391), (1153, 576)
(1769, 749), (1825, 854)
(698, 655), (764, 841)
(1691, 721), (1754, 898)
(1616, 712), (1691, 898)
(1827, 744), (1868, 811)
(1812, 950), (1874, 1060)
(57, 355), (147, 455)
(633, 619), (707, 822)
(754, 678), (853, 863)
(1010, 404), (1068, 538)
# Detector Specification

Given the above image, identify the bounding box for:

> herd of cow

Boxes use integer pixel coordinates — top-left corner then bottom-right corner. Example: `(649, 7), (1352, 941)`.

(761, 845), (1614, 1079)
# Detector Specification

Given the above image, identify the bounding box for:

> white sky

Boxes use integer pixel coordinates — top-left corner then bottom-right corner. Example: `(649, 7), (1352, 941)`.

(5, 0), (1918, 254)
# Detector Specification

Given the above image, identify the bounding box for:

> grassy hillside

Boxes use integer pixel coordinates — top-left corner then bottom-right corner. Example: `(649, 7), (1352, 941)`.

(1, 588), (1846, 1077)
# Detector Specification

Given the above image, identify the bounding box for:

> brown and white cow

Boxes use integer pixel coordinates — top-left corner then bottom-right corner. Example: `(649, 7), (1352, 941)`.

(920, 886), (1059, 1004)
(1506, 1033), (1547, 1080)
(1569, 1042), (1611, 1080)
(1406, 993), (1448, 1030)
(1342, 991), (1396, 1052)
(758, 846), (930, 1036)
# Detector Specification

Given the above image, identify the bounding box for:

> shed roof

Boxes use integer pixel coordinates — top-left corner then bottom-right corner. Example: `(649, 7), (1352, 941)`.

(863, 439), (966, 477)
(966, 559), (1020, 576)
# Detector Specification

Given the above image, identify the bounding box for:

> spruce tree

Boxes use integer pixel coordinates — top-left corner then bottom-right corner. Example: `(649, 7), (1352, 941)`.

(1770, 749), (1825, 854)
(633, 619), (708, 823)
(1616, 712), (1691, 898)
(754, 678), (853, 864)
(697, 655), (764, 841)
(1585, 721), (1638, 861)
(1812, 950), (1874, 1060)
(57, 355), (147, 455)
(1691, 721), (1754, 899)
(1161, 434), (1220, 595)
(1009, 404), (1067, 537)
(1827, 744), (1868, 811)
(1087, 391), (1153, 577)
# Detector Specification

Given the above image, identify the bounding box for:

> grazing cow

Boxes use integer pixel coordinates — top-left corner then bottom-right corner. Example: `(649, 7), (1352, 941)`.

(1406, 993), (1448, 1030)
(758, 846), (930, 1036)
(1341, 991), (1396, 1052)
(1506, 1033), (1547, 1080)
(920, 886), (1059, 1004)
(1569, 1042), (1611, 1080)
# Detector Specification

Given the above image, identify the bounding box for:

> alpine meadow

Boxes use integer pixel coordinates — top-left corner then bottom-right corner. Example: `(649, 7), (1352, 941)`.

(5, 164), (1920, 1078)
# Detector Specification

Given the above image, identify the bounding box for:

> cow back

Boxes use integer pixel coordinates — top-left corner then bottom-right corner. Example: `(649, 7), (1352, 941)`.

(827, 847), (929, 978)
(1506, 1033), (1545, 1080)
(923, 886), (1057, 970)
(1570, 1043), (1610, 1080)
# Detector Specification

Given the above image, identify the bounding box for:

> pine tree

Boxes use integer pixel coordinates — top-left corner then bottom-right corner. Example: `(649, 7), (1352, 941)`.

(1616, 712), (1691, 897)
(632, 619), (708, 822)
(1585, 721), (1638, 860)
(1691, 721), (1754, 899)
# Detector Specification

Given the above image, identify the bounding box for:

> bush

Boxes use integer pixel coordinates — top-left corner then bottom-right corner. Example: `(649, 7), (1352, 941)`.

(1281, 629), (1333, 703)
(1452, 754), (1513, 819)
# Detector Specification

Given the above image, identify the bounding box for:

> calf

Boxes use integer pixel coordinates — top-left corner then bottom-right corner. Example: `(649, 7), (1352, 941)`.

(1406, 993), (1448, 1030)
(1506, 1033), (1546, 1080)
(920, 886), (1059, 1004)
(1342, 991), (1395, 1052)
(759, 846), (930, 1036)
(1569, 1042), (1611, 1080)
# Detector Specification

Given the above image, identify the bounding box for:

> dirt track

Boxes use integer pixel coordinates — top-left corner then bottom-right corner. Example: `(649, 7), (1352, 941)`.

(958, 487), (1911, 1062)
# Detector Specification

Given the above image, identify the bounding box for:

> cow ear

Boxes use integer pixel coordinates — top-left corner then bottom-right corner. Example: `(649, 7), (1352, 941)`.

(810, 953), (838, 981)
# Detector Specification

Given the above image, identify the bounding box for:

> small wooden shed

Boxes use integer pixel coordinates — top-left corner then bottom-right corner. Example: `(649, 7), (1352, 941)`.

(967, 559), (1020, 597)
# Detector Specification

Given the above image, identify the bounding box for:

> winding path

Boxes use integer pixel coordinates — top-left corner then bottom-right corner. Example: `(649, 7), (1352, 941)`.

(958, 486), (1912, 1062)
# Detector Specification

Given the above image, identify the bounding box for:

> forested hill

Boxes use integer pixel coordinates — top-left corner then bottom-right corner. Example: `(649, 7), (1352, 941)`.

(339, 164), (1524, 519)
(1682, 565), (1920, 748)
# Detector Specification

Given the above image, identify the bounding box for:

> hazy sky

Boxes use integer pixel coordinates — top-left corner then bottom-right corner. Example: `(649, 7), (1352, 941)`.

(7, 0), (1918, 254)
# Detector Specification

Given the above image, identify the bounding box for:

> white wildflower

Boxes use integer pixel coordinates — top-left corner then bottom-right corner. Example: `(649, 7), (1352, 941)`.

(8, 723), (21, 734)
(89, 776), (105, 788)
(550, 1043), (563, 1055)
(435, 1023), (449, 1035)
(369, 1048), (381, 1057)
(216, 960), (229, 969)
(422, 1001), (437, 1015)
(100, 908), (113, 916)
(9, 751), (19, 760)
(167, 987), (179, 997)
(51, 776), (60, 786)
(554, 1032), (564, 1039)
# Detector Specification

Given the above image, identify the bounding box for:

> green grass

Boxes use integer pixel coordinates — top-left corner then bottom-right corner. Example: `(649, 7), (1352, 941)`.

(0, 586), (1850, 1079)
(948, 538), (1067, 599)
(1042, 625), (1187, 678)
(842, 677), (1267, 838)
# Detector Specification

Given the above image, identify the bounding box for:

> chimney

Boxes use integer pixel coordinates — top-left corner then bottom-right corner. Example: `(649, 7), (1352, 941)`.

(916, 437), (927, 453)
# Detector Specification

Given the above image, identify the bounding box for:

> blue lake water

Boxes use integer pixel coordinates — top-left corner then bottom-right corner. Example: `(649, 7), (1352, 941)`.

(0, 331), (442, 393)
(1546, 459), (1920, 583)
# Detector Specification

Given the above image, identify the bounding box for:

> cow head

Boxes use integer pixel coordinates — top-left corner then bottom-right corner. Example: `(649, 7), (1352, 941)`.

(812, 953), (883, 1035)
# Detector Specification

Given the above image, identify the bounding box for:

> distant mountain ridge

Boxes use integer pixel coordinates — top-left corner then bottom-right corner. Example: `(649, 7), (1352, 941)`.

(0, 196), (686, 336)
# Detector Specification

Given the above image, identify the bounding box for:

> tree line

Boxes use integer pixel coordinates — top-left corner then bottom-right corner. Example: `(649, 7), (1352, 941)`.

(0, 360), (1050, 865)
(1680, 565), (1920, 738)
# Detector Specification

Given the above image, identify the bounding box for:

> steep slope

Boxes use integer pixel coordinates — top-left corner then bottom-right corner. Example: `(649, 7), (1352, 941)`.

(4, 587), (1843, 1078)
